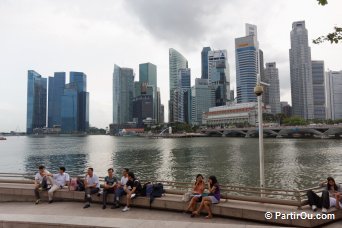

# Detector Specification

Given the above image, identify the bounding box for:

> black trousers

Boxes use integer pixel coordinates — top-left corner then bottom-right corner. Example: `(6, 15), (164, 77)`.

(307, 190), (330, 209)
(103, 188), (116, 206)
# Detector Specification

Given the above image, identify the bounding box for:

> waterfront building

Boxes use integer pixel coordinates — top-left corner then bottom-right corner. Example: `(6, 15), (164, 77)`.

(326, 70), (342, 120)
(26, 70), (47, 134)
(132, 94), (153, 127)
(208, 50), (230, 106)
(139, 63), (159, 123)
(235, 24), (259, 103)
(48, 72), (66, 128)
(289, 21), (314, 120)
(169, 48), (188, 122)
(61, 83), (78, 133)
(173, 68), (191, 123)
(201, 47), (211, 79)
(69, 72), (89, 132)
(203, 102), (269, 127)
(311, 60), (326, 119)
(230, 90), (235, 102)
(113, 65), (135, 124)
(281, 101), (292, 117)
(265, 63), (281, 115)
(191, 78), (211, 125)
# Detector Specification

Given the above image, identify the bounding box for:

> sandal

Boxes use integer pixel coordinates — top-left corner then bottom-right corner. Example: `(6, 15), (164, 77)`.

(205, 215), (213, 219)
(191, 211), (199, 218)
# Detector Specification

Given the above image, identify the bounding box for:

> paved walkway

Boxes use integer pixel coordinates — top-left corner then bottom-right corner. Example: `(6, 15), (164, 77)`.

(0, 202), (281, 228)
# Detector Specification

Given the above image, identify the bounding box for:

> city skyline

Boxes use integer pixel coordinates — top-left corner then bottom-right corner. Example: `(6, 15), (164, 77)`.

(1, 0), (342, 131)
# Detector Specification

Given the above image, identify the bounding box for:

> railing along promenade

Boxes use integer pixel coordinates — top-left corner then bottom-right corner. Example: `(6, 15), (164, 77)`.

(0, 172), (323, 209)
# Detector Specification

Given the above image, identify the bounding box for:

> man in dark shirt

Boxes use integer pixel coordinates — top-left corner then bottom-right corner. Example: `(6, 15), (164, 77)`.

(122, 171), (142, 212)
(102, 168), (118, 209)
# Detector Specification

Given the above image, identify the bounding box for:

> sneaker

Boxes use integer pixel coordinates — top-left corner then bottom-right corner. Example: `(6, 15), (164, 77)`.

(48, 200), (53, 204)
(322, 208), (328, 214)
(35, 199), (40, 205)
(312, 205), (317, 212)
(102, 205), (106, 209)
(122, 206), (130, 212)
(83, 204), (90, 209)
(130, 193), (136, 199)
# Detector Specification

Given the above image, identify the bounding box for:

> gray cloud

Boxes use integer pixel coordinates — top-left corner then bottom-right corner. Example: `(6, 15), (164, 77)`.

(124, 0), (227, 50)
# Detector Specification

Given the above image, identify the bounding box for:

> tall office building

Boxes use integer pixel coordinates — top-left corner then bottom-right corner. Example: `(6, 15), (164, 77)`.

(191, 78), (211, 125)
(201, 47), (211, 79)
(113, 65), (135, 124)
(235, 24), (259, 103)
(139, 63), (159, 123)
(160, 104), (164, 123)
(281, 101), (292, 117)
(48, 72), (66, 128)
(289, 21), (314, 120)
(265, 63), (281, 114)
(61, 83), (78, 133)
(26, 70), (47, 134)
(60, 72), (89, 133)
(173, 68), (191, 123)
(169, 48), (188, 122)
(311, 61), (326, 119)
(69, 72), (89, 132)
(326, 70), (342, 120)
(208, 50), (230, 106)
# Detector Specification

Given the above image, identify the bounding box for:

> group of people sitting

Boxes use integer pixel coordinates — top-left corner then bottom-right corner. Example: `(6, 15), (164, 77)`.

(33, 165), (221, 218)
(307, 176), (342, 213)
(34, 165), (142, 212)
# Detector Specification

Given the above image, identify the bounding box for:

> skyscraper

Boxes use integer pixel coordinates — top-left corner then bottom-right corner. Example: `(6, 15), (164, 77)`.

(191, 78), (211, 125)
(311, 61), (326, 119)
(174, 68), (191, 123)
(61, 83), (78, 133)
(139, 63), (159, 123)
(48, 72), (66, 128)
(69, 72), (89, 132)
(289, 21), (314, 120)
(235, 24), (259, 103)
(26, 70), (47, 134)
(208, 50), (230, 106)
(326, 70), (342, 120)
(160, 104), (164, 123)
(201, 47), (211, 79)
(265, 63), (281, 114)
(113, 65), (135, 124)
(169, 48), (188, 122)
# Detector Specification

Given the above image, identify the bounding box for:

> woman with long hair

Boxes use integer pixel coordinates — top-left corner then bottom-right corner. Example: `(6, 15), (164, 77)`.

(191, 175), (220, 219)
(184, 174), (205, 213)
(307, 176), (342, 213)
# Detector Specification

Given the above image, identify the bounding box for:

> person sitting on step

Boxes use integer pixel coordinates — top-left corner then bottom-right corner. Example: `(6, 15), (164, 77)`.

(83, 167), (100, 208)
(114, 168), (129, 208)
(184, 174), (205, 213)
(122, 171), (142, 212)
(45, 166), (70, 204)
(102, 168), (118, 209)
(33, 165), (50, 205)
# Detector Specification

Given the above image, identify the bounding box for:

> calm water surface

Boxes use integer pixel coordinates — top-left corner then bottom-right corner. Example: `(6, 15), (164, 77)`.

(0, 136), (341, 190)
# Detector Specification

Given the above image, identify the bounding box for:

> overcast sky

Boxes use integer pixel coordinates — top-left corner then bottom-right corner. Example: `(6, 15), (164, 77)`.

(0, 0), (341, 132)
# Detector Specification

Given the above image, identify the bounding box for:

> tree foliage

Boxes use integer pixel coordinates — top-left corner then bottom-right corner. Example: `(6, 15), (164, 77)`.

(313, 0), (342, 44)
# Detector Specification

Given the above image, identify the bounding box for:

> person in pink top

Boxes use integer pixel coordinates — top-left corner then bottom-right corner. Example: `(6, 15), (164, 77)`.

(184, 174), (205, 213)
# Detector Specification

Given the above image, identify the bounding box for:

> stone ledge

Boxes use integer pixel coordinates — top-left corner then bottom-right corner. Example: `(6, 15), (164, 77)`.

(0, 183), (341, 227)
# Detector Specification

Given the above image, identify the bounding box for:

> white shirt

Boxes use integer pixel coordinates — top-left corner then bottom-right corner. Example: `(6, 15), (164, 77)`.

(53, 173), (70, 187)
(34, 170), (50, 184)
(329, 197), (342, 208)
(121, 176), (128, 185)
(86, 174), (100, 188)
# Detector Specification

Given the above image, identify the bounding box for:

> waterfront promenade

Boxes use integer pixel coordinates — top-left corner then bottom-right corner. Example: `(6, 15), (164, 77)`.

(1, 180), (342, 227)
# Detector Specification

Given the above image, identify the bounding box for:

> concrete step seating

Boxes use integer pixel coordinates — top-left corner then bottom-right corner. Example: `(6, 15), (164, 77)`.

(0, 182), (341, 227)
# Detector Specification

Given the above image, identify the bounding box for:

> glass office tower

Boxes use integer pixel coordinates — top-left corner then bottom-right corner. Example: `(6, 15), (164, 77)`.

(26, 70), (47, 134)
(48, 72), (66, 128)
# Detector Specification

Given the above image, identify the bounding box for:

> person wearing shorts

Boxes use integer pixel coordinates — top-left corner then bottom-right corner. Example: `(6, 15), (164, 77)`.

(184, 174), (205, 213)
(191, 176), (220, 219)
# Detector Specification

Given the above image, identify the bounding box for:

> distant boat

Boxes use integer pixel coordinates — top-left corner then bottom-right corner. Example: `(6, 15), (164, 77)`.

(0, 136), (6, 140)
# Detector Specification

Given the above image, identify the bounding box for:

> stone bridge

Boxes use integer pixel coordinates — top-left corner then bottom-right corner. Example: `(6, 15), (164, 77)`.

(200, 125), (342, 138)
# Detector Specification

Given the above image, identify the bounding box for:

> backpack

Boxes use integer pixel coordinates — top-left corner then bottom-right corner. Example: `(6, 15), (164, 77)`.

(76, 178), (85, 191)
(149, 183), (165, 208)
(141, 182), (153, 197)
(69, 178), (78, 191)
